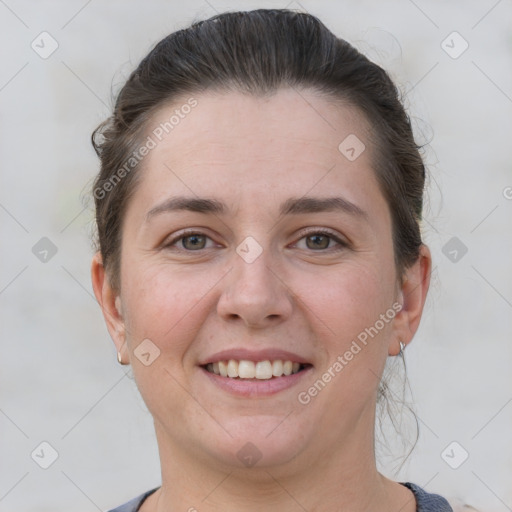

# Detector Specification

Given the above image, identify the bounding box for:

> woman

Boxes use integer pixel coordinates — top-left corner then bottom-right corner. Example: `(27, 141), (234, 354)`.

(90, 9), (452, 512)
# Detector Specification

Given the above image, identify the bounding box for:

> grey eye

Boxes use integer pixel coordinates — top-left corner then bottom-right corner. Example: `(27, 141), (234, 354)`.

(305, 234), (331, 250)
(181, 234), (207, 250)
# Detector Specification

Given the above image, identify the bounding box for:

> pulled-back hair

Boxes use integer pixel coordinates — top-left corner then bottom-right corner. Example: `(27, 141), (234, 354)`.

(91, 9), (425, 293)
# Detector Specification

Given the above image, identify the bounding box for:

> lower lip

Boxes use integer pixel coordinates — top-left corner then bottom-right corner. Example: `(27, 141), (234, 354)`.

(199, 366), (313, 397)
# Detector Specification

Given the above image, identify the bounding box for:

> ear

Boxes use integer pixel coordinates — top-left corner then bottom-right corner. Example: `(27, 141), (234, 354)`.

(389, 244), (432, 355)
(91, 252), (128, 361)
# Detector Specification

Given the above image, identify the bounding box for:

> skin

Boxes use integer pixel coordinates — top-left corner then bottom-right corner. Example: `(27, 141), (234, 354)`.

(91, 88), (431, 512)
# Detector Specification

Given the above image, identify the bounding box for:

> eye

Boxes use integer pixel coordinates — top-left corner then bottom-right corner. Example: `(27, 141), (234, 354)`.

(163, 230), (216, 251)
(163, 228), (348, 253)
(294, 229), (348, 252)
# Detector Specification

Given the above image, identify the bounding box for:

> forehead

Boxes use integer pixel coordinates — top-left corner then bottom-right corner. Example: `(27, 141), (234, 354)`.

(145, 88), (370, 161)
(132, 87), (384, 218)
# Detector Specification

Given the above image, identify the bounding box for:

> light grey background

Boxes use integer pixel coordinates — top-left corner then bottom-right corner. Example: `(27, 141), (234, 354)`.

(1, 1), (511, 511)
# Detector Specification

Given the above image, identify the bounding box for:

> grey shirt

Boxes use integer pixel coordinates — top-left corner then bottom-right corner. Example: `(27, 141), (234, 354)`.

(106, 482), (454, 511)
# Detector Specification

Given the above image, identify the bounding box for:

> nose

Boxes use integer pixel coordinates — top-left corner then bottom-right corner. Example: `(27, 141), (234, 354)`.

(216, 244), (293, 329)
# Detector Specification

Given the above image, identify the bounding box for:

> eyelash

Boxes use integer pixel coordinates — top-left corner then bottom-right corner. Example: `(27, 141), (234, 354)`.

(163, 228), (348, 253)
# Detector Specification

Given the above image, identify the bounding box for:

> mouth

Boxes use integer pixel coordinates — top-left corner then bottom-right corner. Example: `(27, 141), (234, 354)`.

(197, 349), (314, 397)
(201, 359), (313, 380)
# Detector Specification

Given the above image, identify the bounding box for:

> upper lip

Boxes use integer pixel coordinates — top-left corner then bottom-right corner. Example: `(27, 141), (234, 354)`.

(198, 348), (312, 366)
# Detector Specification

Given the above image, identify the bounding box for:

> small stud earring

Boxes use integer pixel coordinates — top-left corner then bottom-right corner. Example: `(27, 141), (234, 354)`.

(117, 340), (127, 365)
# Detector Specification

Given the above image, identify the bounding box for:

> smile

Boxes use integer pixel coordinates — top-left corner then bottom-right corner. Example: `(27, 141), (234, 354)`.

(202, 359), (310, 380)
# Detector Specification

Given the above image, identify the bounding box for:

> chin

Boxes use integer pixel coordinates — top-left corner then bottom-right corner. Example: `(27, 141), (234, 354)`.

(202, 415), (310, 470)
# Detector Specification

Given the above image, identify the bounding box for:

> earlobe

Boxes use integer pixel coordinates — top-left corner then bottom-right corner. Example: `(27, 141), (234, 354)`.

(115, 295), (122, 316)
(388, 245), (432, 355)
(90, 252), (127, 356)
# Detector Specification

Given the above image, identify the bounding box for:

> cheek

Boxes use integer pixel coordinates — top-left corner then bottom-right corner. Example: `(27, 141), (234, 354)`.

(299, 261), (395, 340)
(121, 259), (217, 353)
(296, 264), (396, 410)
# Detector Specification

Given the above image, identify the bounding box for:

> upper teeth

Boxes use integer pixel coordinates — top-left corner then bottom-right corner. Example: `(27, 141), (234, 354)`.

(205, 360), (301, 379)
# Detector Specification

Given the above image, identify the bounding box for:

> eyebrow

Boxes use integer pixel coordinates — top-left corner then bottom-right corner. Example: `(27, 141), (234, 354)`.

(145, 195), (368, 221)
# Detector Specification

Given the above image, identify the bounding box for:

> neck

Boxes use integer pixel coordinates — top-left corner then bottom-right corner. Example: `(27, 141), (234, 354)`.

(145, 414), (412, 512)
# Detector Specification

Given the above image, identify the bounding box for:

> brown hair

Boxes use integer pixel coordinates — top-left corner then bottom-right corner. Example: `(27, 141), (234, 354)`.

(91, 8), (425, 293)
(91, 9), (429, 469)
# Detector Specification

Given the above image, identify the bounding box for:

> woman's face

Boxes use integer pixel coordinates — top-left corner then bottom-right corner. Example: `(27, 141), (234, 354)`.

(93, 88), (429, 472)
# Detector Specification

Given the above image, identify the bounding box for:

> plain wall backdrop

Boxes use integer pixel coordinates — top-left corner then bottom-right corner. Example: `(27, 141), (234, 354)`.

(0, 1), (511, 511)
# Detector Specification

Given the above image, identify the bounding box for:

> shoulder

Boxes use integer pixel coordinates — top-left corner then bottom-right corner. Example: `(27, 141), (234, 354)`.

(401, 482), (454, 512)
(106, 487), (160, 512)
